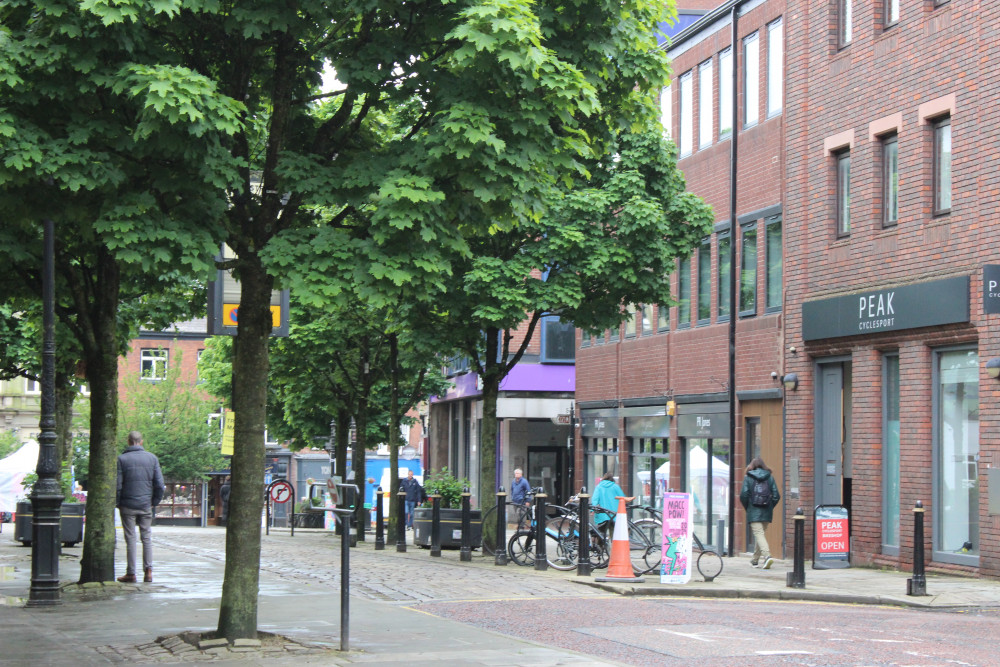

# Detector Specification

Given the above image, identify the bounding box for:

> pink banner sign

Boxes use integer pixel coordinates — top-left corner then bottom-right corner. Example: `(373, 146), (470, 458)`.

(660, 492), (693, 584)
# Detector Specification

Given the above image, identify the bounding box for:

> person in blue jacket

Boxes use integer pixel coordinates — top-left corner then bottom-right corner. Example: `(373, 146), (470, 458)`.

(510, 468), (531, 506)
(591, 471), (625, 530)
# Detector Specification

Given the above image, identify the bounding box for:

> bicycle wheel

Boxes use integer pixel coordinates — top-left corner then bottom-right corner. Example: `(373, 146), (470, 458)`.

(545, 516), (578, 571)
(633, 519), (663, 574)
(627, 522), (654, 575)
(481, 503), (531, 556)
(507, 530), (535, 566)
(587, 525), (611, 569)
(697, 548), (724, 581)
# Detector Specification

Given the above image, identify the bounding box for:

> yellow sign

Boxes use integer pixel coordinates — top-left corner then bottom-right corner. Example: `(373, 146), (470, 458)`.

(222, 304), (282, 328)
(222, 409), (235, 456)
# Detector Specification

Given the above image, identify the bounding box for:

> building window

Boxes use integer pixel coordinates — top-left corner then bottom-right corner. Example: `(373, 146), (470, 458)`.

(581, 330), (591, 347)
(624, 306), (638, 338)
(540, 315), (575, 363)
(934, 117), (951, 215)
(641, 304), (654, 335)
(608, 323), (620, 343)
(740, 224), (757, 316)
(882, 353), (900, 554)
(699, 59), (713, 149)
(718, 47), (733, 138)
(934, 348), (978, 563)
(595, 331), (605, 345)
(660, 85), (671, 138)
(697, 241), (711, 324)
(657, 304), (670, 332)
(882, 134), (899, 227)
(25, 379), (40, 395)
(885, 0), (899, 27)
(836, 150), (851, 236)
(767, 19), (783, 118)
(717, 232), (731, 320)
(765, 215), (782, 311)
(140, 348), (168, 381)
(743, 32), (759, 128)
(680, 71), (694, 157)
(678, 257), (692, 328)
(840, 0), (853, 47)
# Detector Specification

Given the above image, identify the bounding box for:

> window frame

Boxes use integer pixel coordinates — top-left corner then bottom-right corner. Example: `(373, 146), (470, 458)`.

(881, 352), (901, 555)
(696, 240), (712, 325)
(657, 304), (670, 333)
(743, 32), (760, 128)
(677, 256), (692, 329)
(660, 85), (672, 139)
(25, 378), (41, 395)
(882, 133), (899, 227)
(679, 71), (694, 157)
(698, 58), (713, 150)
(140, 348), (169, 382)
(640, 304), (654, 336)
(836, 149), (851, 237)
(717, 231), (731, 321)
(718, 47), (733, 138)
(766, 18), (783, 118)
(624, 306), (638, 339)
(764, 215), (783, 313)
(739, 223), (758, 317)
(840, 0), (853, 48)
(580, 330), (591, 348)
(884, 0), (899, 28)
(933, 116), (952, 216)
(539, 315), (576, 363)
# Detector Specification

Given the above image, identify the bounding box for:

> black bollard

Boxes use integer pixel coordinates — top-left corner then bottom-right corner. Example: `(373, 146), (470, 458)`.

(375, 487), (385, 550)
(495, 487), (508, 566)
(396, 489), (407, 552)
(577, 488), (592, 577)
(460, 487), (472, 562)
(786, 507), (806, 588)
(907, 500), (928, 596)
(534, 492), (548, 571)
(430, 494), (442, 557)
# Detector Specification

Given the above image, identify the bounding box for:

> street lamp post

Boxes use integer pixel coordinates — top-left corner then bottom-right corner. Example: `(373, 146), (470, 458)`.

(28, 215), (62, 606)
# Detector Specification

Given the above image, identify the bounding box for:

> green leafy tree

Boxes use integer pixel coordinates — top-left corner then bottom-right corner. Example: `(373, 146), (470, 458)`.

(0, 430), (20, 460)
(118, 351), (225, 481)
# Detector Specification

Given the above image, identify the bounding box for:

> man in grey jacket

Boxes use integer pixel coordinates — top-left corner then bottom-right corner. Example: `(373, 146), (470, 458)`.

(116, 431), (164, 583)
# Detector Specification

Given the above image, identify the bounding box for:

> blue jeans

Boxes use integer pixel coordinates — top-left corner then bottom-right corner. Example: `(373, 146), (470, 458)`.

(405, 500), (417, 527)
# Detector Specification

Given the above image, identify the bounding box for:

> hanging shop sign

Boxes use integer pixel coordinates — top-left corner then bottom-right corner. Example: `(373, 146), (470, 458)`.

(625, 415), (671, 438)
(802, 276), (969, 341)
(580, 409), (618, 438)
(676, 403), (729, 439)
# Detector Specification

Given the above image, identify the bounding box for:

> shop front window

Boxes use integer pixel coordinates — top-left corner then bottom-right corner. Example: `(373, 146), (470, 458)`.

(683, 438), (730, 550)
(935, 349), (979, 562)
(630, 438), (669, 514)
(585, 438), (618, 492)
(155, 482), (202, 520)
(883, 354), (900, 553)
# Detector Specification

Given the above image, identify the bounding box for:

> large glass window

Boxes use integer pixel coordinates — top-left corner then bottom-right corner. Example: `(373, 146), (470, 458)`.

(740, 224), (758, 316)
(840, 0), (853, 47)
(680, 71), (694, 156)
(657, 304), (670, 332)
(683, 438), (730, 550)
(934, 117), (952, 215)
(718, 48), (733, 138)
(699, 59), (713, 149)
(883, 134), (899, 227)
(837, 150), (851, 236)
(697, 241), (711, 323)
(140, 348), (168, 381)
(765, 216), (782, 311)
(641, 304), (654, 335)
(767, 19), (783, 118)
(660, 85), (671, 138)
(935, 349), (979, 562)
(631, 438), (669, 513)
(540, 315), (575, 362)
(624, 306), (638, 338)
(885, 0), (899, 26)
(678, 257), (692, 327)
(586, 438), (619, 491)
(717, 232), (731, 320)
(743, 33), (759, 128)
(883, 354), (900, 553)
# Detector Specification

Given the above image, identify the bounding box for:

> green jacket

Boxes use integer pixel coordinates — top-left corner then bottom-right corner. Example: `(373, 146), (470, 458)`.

(739, 468), (780, 523)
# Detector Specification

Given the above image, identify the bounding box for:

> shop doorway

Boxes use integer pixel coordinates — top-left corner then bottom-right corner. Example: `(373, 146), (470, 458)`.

(815, 360), (853, 511)
(743, 399), (783, 556)
(528, 447), (564, 504)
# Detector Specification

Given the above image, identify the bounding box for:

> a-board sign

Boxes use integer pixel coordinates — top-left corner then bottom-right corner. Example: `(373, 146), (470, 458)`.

(659, 492), (693, 584)
(814, 504), (850, 569)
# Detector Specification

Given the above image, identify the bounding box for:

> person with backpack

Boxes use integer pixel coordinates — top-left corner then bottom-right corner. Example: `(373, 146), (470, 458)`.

(740, 456), (781, 569)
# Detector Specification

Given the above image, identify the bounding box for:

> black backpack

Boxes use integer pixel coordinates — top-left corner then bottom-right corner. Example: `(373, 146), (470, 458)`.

(750, 478), (772, 507)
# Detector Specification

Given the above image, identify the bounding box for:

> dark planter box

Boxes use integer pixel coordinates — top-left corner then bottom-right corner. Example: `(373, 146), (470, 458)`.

(14, 501), (85, 547)
(413, 507), (482, 549)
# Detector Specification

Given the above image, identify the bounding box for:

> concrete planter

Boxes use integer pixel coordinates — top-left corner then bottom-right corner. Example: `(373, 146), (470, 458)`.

(14, 501), (85, 547)
(413, 507), (482, 548)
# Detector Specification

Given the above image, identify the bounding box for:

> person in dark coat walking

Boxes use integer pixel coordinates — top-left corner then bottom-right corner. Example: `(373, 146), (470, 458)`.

(400, 469), (425, 529)
(116, 431), (164, 583)
(219, 475), (231, 526)
(739, 456), (781, 569)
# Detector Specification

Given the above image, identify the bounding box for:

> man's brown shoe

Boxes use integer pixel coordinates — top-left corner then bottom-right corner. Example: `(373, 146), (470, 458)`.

(143, 567), (153, 583)
(117, 573), (136, 583)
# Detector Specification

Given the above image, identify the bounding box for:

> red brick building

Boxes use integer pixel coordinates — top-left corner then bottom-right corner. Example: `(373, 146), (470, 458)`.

(574, 0), (787, 556)
(784, 0), (997, 575)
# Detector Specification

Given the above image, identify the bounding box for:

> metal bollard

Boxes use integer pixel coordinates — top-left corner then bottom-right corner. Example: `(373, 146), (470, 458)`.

(375, 487), (385, 550)
(907, 500), (928, 596)
(534, 493), (548, 571)
(396, 489), (407, 552)
(577, 488), (592, 576)
(495, 487), (508, 566)
(460, 487), (472, 561)
(786, 507), (806, 588)
(430, 494), (442, 557)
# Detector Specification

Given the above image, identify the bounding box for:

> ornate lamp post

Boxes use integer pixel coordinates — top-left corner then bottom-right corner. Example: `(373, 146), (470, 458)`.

(28, 215), (62, 606)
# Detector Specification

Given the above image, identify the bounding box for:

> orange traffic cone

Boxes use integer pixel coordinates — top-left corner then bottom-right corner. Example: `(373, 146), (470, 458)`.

(594, 496), (645, 583)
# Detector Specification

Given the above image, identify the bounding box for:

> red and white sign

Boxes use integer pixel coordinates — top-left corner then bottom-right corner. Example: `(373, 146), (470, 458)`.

(269, 480), (294, 504)
(816, 517), (849, 555)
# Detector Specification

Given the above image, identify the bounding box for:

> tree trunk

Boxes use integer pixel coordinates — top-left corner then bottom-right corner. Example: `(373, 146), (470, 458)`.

(55, 369), (74, 471)
(216, 255), (270, 641)
(387, 333), (400, 535)
(78, 252), (119, 584)
(351, 339), (369, 541)
(477, 329), (501, 544)
(335, 409), (349, 482)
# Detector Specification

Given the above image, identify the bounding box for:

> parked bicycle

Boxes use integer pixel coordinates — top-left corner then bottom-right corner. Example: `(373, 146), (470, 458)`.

(507, 501), (612, 571)
(479, 495), (533, 557)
